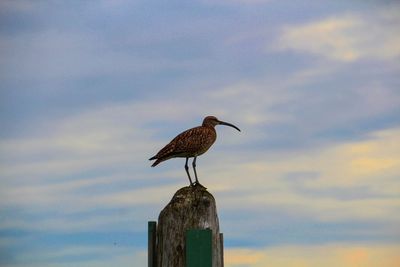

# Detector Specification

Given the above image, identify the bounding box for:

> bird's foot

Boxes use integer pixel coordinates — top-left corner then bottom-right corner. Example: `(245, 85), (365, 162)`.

(193, 181), (207, 189)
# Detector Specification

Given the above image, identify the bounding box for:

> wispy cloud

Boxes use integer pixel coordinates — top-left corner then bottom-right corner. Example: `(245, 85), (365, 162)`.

(212, 127), (400, 220)
(1, 1), (399, 266)
(275, 6), (400, 61)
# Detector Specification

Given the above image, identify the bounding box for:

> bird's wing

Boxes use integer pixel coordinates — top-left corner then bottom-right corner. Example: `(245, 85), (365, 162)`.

(151, 126), (214, 160)
(172, 126), (213, 154)
(152, 141), (177, 159)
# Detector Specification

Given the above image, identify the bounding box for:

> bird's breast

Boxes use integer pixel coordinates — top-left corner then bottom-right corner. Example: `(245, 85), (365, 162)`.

(195, 128), (216, 156)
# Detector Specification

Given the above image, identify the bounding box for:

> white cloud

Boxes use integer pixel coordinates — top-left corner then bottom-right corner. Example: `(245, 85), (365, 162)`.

(275, 7), (400, 61)
(0, 29), (207, 84)
(1, 2), (399, 266)
(1, 82), (399, 234)
(204, 126), (400, 225)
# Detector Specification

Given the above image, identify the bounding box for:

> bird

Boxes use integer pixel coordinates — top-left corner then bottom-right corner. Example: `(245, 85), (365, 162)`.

(149, 116), (240, 186)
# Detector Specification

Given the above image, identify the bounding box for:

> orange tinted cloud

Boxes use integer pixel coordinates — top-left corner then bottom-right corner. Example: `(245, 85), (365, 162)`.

(225, 244), (400, 267)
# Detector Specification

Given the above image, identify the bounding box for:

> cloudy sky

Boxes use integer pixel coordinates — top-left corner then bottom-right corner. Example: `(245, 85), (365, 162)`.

(1, 0), (399, 266)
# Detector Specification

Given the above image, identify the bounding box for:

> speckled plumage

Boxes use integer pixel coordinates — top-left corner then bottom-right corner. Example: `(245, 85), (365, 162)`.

(149, 116), (240, 186)
(150, 126), (216, 166)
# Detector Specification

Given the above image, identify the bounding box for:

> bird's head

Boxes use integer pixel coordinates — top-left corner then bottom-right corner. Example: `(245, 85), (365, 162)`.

(202, 116), (241, 131)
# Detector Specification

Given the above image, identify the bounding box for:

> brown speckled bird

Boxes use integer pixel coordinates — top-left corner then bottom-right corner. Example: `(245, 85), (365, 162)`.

(149, 116), (240, 186)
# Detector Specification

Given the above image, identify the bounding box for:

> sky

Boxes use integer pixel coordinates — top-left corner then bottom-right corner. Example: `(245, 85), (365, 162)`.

(0, 0), (399, 266)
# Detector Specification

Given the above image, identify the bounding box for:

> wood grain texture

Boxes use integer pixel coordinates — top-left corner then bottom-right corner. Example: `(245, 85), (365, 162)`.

(156, 185), (222, 267)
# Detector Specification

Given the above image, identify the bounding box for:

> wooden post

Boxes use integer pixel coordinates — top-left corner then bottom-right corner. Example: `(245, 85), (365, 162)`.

(148, 221), (157, 267)
(186, 229), (212, 267)
(156, 185), (222, 267)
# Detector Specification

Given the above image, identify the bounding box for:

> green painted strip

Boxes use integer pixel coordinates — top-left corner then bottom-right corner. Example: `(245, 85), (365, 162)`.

(186, 229), (212, 267)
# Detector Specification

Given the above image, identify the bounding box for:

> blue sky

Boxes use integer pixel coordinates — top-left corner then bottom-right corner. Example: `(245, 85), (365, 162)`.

(1, 0), (399, 266)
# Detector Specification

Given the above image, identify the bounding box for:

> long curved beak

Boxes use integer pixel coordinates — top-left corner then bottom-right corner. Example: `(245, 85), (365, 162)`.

(218, 120), (241, 132)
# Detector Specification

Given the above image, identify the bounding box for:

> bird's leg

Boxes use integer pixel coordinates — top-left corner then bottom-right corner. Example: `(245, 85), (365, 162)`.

(192, 157), (206, 188)
(192, 157), (198, 183)
(185, 157), (194, 186)
(192, 156), (201, 186)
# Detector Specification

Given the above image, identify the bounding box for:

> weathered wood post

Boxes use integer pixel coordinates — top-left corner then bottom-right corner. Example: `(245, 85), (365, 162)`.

(155, 185), (222, 267)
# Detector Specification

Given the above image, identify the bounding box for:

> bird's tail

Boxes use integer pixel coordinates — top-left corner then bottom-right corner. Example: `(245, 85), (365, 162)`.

(149, 156), (163, 167)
